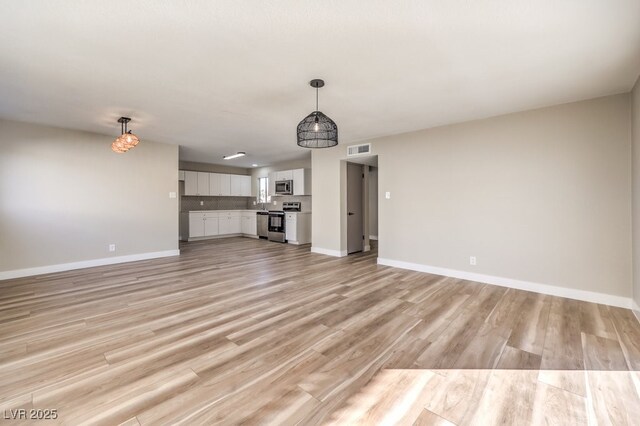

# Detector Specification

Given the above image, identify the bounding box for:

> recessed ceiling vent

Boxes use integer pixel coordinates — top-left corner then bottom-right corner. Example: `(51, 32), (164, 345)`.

(347, 143), (371, 157)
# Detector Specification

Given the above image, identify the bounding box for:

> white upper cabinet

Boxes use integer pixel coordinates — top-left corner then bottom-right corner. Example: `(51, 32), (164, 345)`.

(276, 170), (293, 181)
(219, 174), (231, 196)
(209, 173), (221, 196)
(182, 171), (251, 197)
(240, 175), (251, 196)
(267, 168), (311, 196)
(184, 171), (198, 195)
(209, 173), (231, 196)
(230, 175), (251, 196)
(292, 168), (311, 195)
(197, 172), (210, 196)
(184, 171), (210, 196)
(268, 172), (276, 196)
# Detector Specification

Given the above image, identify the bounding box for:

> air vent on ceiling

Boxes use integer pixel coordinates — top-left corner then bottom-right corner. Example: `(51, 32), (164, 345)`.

(347, 143), (371, 157)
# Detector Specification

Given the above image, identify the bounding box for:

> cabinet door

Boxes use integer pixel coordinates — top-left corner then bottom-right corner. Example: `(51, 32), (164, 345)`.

(292, 169), (304, 196)
(184, 171), (198, 195)
(219, 174), (231, 196)
(209, 173), (221, 196)
(229, 216), (242, 234)
(189, 215), (204, 237)
(204, 217), (219, 236)
(218, 217), (230, 235)
(277, 170), (293, 180)
(277, 170), (293, 181)
(197, 172), (210, 196)
(285, 213), (297, 241)
(268, 172), (276, 196)
(230, 175), (242, 196)
(242, 215), (257, 235)
(241, 216), (250, 234)
(240, 175), (252, 196)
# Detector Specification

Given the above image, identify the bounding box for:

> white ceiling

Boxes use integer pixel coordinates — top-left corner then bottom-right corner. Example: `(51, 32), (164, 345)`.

(1, 1), (639, 168)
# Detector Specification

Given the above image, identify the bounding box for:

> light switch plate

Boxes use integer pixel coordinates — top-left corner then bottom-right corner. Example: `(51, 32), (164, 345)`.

(169, 192), (177, 199)
(109, 244), (116, 252)
(385, 191), (391, 199)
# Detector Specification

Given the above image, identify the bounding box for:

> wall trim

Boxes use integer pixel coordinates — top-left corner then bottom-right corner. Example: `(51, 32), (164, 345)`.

(369, 235), (378, 240)
(0, 250), (180, 281)
(633, 299), (640, 324)
(377, 257), (633, 309)
(311, 247), (348, 257)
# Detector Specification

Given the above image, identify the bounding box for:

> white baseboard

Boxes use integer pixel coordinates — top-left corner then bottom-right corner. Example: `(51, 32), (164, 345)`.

(311, 247), (348, 257)
(377, 257), (633, 309)
(0, 250), (180, 281)
(633, 299), (640, 324)
(369, 235), (378, 240)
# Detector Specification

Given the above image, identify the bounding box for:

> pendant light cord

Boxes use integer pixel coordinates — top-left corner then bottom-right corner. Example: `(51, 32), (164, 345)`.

(316, 87), (319, 112)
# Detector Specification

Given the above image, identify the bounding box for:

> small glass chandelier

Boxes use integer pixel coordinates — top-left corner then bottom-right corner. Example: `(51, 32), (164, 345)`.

(297, 79), (338, 148)
(111, 117), (140, 153)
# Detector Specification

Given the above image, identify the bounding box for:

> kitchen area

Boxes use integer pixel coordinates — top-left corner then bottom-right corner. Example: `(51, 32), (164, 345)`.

(178, 160), (312, 246)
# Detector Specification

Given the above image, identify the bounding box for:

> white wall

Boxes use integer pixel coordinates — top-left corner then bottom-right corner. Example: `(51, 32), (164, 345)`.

(312, 94), (632, 304)
(0, 119), (179, 278)
(632, 76), (640, 313)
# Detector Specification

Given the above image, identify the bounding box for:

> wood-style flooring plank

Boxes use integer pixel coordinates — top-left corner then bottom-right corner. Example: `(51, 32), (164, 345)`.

(0, 237), (638, 424)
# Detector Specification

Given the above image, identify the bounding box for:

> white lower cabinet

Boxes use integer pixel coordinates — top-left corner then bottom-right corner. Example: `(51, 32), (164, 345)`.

(285, 212), (311, 244)
(203, 216), (219, 236)
(189, 213), (205, 238)
(189, 212), (219, 238)
(242, 214), (257, 236)
(285, 213), (297, 242)
(219, 212), (242, 235)
(188, 210), (272, 240)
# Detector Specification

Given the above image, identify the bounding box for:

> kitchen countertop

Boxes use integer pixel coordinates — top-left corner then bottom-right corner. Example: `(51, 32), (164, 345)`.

(184, 209), (256, 213)
(184, 209), (312, 214)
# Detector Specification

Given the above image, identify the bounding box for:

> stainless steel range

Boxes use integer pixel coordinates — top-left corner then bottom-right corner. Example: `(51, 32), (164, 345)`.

(267, 202), (301, 243)
(267, 210), (285, 242)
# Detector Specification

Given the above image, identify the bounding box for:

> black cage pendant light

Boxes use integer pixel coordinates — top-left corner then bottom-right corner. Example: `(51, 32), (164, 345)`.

(297, 79), (338, 148)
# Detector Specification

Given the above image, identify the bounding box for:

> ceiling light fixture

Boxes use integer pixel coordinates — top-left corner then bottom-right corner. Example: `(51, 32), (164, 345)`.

(297, 79), (338, 148)
(111, 117), (140, 153)
(223, 152), (246, 160)
(252, 163), (258, 167)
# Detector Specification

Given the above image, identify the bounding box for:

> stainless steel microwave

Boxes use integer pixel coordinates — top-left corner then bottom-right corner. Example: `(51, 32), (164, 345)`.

(275, 180), (293, 195)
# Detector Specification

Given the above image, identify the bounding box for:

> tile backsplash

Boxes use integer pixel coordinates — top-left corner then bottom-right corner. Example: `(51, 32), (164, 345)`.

(248, 195), (312, 212)
(181, 196), (252, 211)
(181, 195), (312, 212)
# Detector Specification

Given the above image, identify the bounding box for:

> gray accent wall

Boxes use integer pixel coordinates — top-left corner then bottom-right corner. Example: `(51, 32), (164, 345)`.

(312, 94), (633, 300)
(0, 119), (179, 274)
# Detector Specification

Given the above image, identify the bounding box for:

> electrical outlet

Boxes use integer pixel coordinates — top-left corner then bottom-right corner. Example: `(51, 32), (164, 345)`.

(385, 191), (391, 199)
(169, 191), (176, 199)
(273, 200), (277, 205)
(109, 244), (116, 252)
(200, 201), (204, 206)
(252, 201), (256, 205)
(470, 256), (477, 265)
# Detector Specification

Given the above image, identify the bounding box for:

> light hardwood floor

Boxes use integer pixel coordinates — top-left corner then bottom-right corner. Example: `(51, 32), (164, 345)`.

(1, 237), (639, 425)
